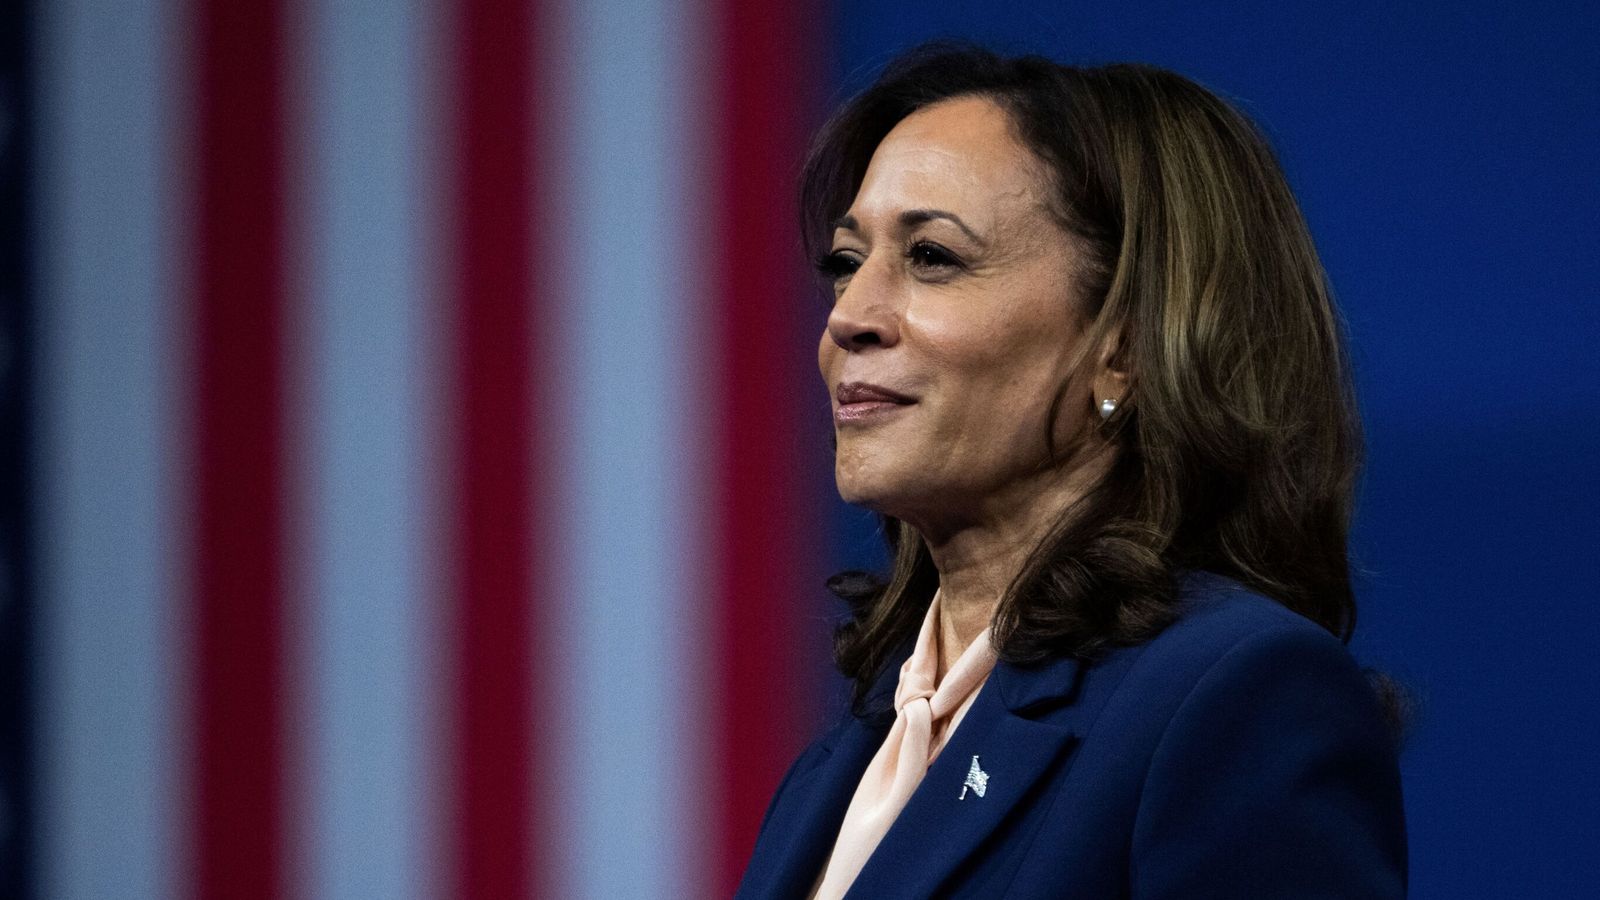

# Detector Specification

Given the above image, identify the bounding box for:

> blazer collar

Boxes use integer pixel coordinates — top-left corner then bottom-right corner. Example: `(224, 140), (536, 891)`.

(743, 650), (1087, 899)
(844, 653), (1085, 897)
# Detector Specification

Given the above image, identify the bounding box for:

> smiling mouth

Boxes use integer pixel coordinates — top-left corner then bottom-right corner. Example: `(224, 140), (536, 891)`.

(835, 381), (916, 425)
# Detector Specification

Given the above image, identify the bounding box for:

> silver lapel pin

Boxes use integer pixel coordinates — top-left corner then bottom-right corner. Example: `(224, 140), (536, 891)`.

(960, 755), (989, 799)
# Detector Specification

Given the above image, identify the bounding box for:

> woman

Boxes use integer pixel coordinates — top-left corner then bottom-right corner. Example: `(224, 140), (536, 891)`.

(735, 44), (1407, 899)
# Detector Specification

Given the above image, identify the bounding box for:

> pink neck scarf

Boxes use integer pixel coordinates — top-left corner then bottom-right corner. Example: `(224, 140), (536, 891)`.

(811, 591), (998, 900)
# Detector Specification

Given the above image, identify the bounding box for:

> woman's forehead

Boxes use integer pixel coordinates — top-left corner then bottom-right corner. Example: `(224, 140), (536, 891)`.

(844, 96), (1049, 235)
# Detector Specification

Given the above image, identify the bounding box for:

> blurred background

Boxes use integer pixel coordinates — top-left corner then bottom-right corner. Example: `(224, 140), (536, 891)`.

(2, 0), (1596, 898)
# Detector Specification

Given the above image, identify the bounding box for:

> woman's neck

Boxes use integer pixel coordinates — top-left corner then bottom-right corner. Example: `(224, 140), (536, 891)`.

(924, 520), (1044, 680)
(918, 448), (1113, 680)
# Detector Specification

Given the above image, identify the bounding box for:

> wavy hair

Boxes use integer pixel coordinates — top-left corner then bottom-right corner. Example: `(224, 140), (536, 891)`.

(803, 44), (1399, 726)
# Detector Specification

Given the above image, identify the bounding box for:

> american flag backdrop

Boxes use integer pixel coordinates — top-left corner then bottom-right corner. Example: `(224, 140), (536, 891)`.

(26, 0), (842, 897)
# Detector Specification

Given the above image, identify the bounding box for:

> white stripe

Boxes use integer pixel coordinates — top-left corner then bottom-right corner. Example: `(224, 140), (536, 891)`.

(551, 0), (713, 895)
(290, 1), (435, 898)
(33, 2), (184, 899)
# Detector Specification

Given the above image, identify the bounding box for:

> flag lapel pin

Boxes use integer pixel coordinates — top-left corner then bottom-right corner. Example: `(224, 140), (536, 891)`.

(960, 755), (989, 799)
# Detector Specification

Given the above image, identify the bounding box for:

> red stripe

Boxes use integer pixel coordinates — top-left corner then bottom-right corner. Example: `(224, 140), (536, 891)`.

(446, 0), (542, 895)
(189, 1), (289, 898)
(713, 1), (827, 893)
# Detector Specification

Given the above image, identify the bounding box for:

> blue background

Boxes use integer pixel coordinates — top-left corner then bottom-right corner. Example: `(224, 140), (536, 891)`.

(822, 3), (1600, 896)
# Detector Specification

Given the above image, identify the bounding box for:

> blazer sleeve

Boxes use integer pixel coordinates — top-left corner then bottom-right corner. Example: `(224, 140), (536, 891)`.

(1129, 625), (1408, 899)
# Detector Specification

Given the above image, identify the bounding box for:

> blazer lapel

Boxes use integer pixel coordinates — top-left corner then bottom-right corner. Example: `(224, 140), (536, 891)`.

(741, 647), (911, 900)
(844, 654), (1086, 898)
(743, 711), (891, 899)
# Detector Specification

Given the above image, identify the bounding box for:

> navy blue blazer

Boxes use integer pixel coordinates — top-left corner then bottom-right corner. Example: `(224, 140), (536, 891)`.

(737, 572), (1407, 898)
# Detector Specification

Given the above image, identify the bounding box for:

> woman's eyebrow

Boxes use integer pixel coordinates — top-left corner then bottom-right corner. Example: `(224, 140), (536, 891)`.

(899, 209), (988, 246)
(831, 209), (988, 247)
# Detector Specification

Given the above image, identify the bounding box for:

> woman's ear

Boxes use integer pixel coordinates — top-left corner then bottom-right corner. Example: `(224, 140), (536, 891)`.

(1092, 325), (1131, 411)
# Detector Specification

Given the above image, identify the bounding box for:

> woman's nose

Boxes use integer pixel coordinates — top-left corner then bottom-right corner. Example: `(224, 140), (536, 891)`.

(825, 276), (901, 351)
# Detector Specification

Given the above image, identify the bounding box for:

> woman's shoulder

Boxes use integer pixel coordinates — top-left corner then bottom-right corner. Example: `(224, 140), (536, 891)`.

(1111, 573), (1408, 894)
(1059, 570), (1384, 754)
(1117, 569), (1359, 684)
(1165, 568), (1341, 644)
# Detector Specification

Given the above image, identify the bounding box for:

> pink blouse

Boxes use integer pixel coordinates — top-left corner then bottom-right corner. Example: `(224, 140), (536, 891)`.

(809, 591), (999, 899)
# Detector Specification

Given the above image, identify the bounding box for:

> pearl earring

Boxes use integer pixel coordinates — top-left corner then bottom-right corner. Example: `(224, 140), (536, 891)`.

(1099, 398), (1117, 420)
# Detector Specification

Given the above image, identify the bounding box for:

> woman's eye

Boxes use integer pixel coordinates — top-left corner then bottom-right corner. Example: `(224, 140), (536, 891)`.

(907, 240), (961, 270)
(814, 250), (861, 281)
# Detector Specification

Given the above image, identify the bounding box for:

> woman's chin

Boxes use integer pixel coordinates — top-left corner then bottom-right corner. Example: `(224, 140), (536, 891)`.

(833, 472), (929, 522)
(834, 481), (887, 511)
(834, 472), (892, 510)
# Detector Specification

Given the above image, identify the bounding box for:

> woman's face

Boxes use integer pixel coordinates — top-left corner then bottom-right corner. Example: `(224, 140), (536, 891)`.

(818, 95), (1108, 531)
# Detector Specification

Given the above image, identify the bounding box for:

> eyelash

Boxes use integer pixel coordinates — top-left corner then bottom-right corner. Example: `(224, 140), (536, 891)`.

(813, 239), (964, 282)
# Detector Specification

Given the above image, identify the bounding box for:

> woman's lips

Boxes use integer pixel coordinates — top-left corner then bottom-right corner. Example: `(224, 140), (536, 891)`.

(835, 381), (916, 425)
(835, 400), (911, 424)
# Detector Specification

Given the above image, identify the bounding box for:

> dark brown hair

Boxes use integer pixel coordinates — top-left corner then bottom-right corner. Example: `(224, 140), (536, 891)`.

(804, 44), (1388, 720)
